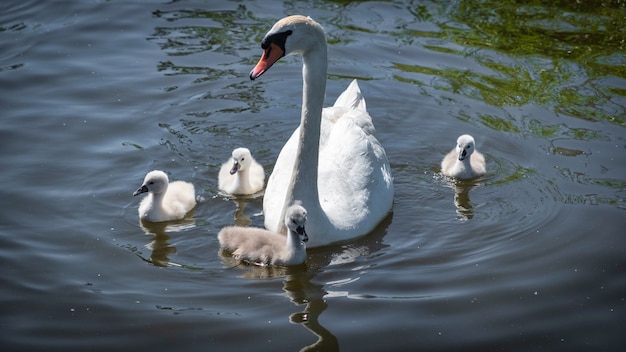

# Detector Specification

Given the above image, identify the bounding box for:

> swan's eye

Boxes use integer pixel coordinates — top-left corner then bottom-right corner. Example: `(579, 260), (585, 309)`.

(262, 30), (293, 54)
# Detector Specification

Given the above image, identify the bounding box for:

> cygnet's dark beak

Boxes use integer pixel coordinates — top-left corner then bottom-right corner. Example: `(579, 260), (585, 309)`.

(458, 149), (467, 161)
(229, 161), (240, 175)
(297, 226), (308, 242)
(133, 185), (148, 196)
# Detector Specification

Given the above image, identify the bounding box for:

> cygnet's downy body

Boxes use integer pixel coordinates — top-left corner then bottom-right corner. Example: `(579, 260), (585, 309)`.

(133, 170), (196, 222)
(441, 134), (486, 179)
(218, 147), (265, 195)
(218, 203), (308, 266)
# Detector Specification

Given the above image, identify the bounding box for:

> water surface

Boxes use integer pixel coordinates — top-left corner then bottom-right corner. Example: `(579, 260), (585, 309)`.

(1, 0), (625, 351)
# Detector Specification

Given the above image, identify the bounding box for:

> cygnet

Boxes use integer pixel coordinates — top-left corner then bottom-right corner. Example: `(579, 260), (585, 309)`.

(218, 147), (265, 195)
(133, 170), (196, 222)
(441, 134), (486, 179)
(217, 203), (308, 266)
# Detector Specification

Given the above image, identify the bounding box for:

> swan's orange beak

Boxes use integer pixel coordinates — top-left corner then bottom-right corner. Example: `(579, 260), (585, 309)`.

(250, 42), (284, 80)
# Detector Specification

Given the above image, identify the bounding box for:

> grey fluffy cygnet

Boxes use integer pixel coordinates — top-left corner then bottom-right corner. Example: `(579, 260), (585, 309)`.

(441, 134), (486, 179)
(218, 203), (308, 266)
(133, 170), (196, 222)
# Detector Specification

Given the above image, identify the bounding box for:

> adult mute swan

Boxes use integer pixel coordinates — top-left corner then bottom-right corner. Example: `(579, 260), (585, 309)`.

(218, 147), (265, 195)
(133, 170), (196, 222)
(218, 203), (308, 266)
(441, 134), (486, 179)
(249, 15), (393, 247)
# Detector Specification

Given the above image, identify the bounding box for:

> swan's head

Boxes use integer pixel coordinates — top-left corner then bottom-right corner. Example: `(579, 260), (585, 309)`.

(229, 147), (253, 175)
(456, 134), (477, 161)
(133, 170), (168, 196)
(285, 202), (308, 243)
(250, 15), (326, 80)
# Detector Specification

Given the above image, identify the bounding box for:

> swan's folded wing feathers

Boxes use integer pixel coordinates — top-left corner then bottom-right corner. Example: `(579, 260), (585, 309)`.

(318, 113), (379, 229)
(333, 79), (366, 111)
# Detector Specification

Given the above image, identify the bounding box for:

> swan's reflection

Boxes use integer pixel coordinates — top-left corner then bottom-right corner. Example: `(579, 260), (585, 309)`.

(284, 273), (340, 352)
(218, 214), (391, 351)
(138, 217), (195, 267)
(217, 256), (339, 351)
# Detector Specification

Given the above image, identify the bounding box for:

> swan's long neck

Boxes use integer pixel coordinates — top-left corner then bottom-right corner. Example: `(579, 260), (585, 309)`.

(280, 41), (327, 233)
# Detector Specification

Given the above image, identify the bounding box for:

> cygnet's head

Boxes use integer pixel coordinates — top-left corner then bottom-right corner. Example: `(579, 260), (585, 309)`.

(229, 147), (253, 175)
(133, 170), (168, 196)
(456, 134), (477, 161)
(285, 203), (308, 243)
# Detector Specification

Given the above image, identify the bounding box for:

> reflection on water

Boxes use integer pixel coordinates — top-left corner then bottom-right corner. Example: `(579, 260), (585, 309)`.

(217, 259), (340, 351)
(215, 193), (265, 227)
(232, 199), (252, 227)
(436, 172), (481, 221)
(137, 218), (196, 267)
(284, 275), (340, 352)
(217, 217), (391, 351)
(452, 182), (474, 220)
(440, 175), (490, 221)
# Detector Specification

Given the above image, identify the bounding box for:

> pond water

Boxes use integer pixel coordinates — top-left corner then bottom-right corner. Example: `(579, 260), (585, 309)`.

(1, 0), (624, 351)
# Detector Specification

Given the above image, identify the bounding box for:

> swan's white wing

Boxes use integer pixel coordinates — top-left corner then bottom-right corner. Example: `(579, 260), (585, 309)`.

(333, 79), (367, 111)
(264, 80), (393, 244)
(318, 107), (393, 232)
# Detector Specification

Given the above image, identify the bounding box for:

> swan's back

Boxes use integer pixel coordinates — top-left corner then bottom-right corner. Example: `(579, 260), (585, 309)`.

(263, 80), (393, 245)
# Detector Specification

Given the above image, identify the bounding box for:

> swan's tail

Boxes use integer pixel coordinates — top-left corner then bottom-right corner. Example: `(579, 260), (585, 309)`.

(333, 79), (367, 111)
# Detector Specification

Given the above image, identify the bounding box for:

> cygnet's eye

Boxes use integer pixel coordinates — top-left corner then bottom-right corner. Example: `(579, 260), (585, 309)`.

(241, 157), (245, 161)
(149, 181), (154, 185)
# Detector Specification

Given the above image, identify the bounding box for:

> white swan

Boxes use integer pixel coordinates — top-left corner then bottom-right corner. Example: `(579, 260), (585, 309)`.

(217, 203), (308, 266)
(218, 147), (265, 195)
(441, 134), (486, 179)
(133, 170), (196, 222)
(249, 15), (393, 247)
